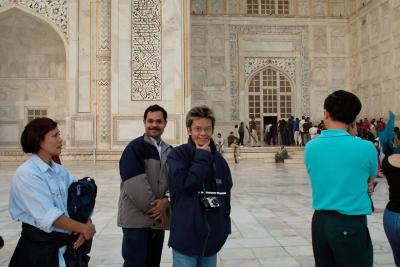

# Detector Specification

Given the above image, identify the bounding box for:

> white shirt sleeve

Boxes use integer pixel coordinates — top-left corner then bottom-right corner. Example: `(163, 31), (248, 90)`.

(9, 168), (64, 233)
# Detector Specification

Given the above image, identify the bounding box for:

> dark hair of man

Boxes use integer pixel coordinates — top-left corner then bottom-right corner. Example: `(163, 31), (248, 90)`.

(21, 117), (58, 154)
(323, 90), (362, 125)
(186, 105), (216, 129)
(143, 104), (167, 121)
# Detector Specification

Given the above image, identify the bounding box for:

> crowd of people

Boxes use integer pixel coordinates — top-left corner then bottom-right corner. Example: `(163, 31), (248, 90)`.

(3, 91), (400, 267)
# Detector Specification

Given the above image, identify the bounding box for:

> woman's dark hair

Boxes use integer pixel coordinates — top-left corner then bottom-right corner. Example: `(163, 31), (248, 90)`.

(324, 90), (362, 125)
(21, 118), (58, 154)
(143, 104), (167, 121)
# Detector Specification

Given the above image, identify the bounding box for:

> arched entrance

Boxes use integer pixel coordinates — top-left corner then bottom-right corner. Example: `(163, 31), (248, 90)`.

(0, 7), (66, 124)
(248, 67), (293, 137)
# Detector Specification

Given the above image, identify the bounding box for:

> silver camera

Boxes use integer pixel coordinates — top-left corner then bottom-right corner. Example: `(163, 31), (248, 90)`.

(201, 196), (220, 211)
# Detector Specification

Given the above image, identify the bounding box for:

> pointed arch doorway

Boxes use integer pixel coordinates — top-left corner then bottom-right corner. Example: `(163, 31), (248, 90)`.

(248, 67), (293, 139)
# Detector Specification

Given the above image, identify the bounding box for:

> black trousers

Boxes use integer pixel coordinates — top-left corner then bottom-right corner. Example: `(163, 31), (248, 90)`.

(239, 133), (244, 145)
(122, 228), (165, 267)
(312, 210), (373, 267)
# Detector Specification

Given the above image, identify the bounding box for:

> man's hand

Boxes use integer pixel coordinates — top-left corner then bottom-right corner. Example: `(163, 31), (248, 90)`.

(368, 178), (378, 196)
(194, 139), (211, 152)
(147, 198), (169, 226)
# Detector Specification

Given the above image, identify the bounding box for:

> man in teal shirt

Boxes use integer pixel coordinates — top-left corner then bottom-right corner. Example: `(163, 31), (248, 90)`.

(305, 90), (377, 267)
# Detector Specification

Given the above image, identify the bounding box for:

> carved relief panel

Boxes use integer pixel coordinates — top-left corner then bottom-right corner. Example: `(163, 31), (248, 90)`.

(191, 24), (207, 55)
(191, 0), (206, 15)
(208, 57), (225, 86)
(313, 0), (327, 16)
(131, 0), (162, 100)
(208, 24), (225, 54)
(313, 26), (327, 53)
(312, 58), (328, 87)
(297, 0), (310, 16)
(207, 0), (225, 15)
(331, 58), (346, 87)
(368, 8), (379, 43)
(330, 25), (345, 54)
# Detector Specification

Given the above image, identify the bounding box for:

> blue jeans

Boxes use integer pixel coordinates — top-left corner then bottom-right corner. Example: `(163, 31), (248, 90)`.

(122, 228), (164, 267)
(172, 249), (217, 267)
(383, 208), (400, 266)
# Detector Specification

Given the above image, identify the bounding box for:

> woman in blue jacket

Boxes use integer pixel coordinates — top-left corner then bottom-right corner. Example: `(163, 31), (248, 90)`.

(167, 106), (233, 267)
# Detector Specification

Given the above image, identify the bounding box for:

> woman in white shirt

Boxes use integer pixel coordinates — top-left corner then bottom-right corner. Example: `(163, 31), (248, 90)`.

(9, 118), (96, 267)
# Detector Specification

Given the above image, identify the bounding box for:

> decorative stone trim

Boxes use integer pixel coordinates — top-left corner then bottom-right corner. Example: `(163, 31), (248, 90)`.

(96, 0), (111, 142)
(244, 57), (296, 82)
(0, 0), (68, 40)
(131, 0), (162, 100)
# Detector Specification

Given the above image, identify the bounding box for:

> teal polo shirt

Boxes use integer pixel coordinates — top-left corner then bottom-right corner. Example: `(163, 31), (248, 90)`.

(304, 129), (377, 215)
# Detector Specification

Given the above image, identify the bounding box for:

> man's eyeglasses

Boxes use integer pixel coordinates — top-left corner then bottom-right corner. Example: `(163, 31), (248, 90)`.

(192, 126), (212, 133)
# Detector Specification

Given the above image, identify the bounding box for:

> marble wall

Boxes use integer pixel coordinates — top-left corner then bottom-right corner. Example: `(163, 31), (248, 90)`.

(191, 0), (350, 17)
(112, 0), (185, 147)
(0, 7), (67, 147)
(349, 0), (400, 119)
(190, 12), (349, 138)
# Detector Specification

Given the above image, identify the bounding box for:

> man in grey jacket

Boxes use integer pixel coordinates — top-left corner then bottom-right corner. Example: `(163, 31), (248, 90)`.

(118, 104), (172, 267)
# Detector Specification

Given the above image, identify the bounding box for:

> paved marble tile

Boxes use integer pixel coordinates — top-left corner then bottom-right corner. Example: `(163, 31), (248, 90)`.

(0, 160), (396, 266)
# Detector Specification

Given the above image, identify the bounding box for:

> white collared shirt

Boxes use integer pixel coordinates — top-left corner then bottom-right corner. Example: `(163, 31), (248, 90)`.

(9, 154), (76, 267)
(149, 136), (164, 158)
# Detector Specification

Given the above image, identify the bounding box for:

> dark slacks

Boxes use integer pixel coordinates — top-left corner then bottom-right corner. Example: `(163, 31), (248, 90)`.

(239, 133), (244, 145)
(311, 210), (373, 267)
(122, 228), (165, 267)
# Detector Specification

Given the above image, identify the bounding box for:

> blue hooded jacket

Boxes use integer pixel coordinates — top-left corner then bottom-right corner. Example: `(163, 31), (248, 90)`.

(167, 138), (232, 256)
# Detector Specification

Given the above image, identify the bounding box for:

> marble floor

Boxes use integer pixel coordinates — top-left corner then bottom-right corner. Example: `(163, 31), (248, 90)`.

(0, 159), (396, 267)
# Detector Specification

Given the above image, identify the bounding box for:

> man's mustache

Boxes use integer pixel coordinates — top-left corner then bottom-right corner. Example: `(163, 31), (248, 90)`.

(149, 127), (161, 131)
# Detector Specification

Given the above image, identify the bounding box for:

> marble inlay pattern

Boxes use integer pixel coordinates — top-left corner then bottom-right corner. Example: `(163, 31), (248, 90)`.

(96, 0), (111, 141)
(229, 25), (310, 120)
(0, 0), (68, 39)
(131, 0), (162, 100)
(245, 57), (296, 82)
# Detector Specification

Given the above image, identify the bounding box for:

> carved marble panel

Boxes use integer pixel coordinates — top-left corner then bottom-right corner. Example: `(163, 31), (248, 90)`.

(350, 54), (360, 86)
(207, 0), (224, 15)
(244, 57), (296, 82)
(368, 8), (379, 43)
(331, 58), (346, 87)
(370, 45), (379, 80)
(313, 26), (327, 53)
(226, 0), (240, 15)
(361, 50), (369, 82)
(328, 0), (344, 17)
(350, 22), (358, 52)
(383, 52), (392, 79)
(313, 0), (327, 16)
(394, 47), (400, 77)
(380, 2), (391, 39)
(297, 0), (310, 16)
(312, 58), (328, 87)
(191, 0), (206, 15)
(208, 24), (225, 54)
(191, 24), (207, 55)
(229, 25), (310, 118)
(360, 17), (369, 48)
(330, 25), (345, 54)
(0, 0), (68, 39)
(208, 56), (225, 86)
(131, 0), (162, 100)
(191, 56), (207, 91)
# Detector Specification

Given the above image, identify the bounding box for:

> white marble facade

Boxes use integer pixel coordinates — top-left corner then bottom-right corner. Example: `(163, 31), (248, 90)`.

(0, 0), (399, 156)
